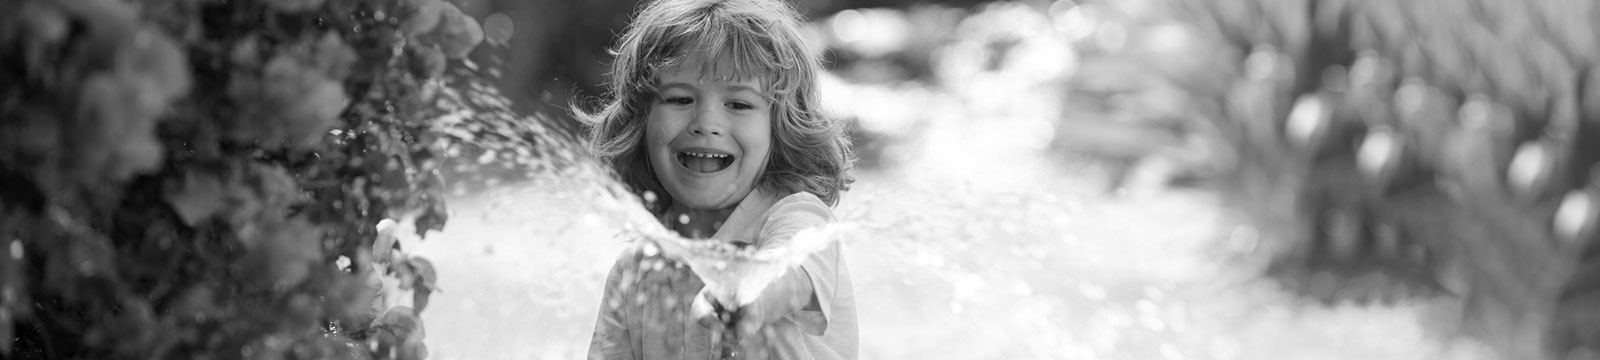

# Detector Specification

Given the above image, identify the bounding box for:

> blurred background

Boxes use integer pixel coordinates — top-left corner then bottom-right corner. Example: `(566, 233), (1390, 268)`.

(4, 0), (1599, 359)
(399, 0), (1600, 359)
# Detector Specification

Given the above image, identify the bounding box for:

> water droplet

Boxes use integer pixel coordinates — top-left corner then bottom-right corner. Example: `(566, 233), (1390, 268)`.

(1508, 141), (1552, 197)
(1555, 189), (1596, 244)
(8, 240), (20, 260)
(484, 13), (515, 45)
(1245, 45), (1279, 79)
(1394, 79), (1428, 113)
(643, 191), (658, 203)
(678, 214), (691, 225)
(1286, 95), (1329, 150)
(1358, 128), (1399, 181)
(1459, 95), (1496, 130)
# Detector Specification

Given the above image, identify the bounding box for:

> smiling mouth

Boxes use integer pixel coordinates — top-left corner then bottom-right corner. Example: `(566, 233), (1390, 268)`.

(677, 151), (735, 173)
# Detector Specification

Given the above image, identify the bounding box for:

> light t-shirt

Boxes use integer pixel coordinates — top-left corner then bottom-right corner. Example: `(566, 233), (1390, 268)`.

(589, 190), (858, 360)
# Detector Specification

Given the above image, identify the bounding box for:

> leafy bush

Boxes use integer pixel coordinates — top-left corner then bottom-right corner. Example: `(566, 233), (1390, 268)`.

(0, 0), (487, 358)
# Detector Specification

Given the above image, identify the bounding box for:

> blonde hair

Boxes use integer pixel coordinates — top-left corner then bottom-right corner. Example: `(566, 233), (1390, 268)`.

(578, 0), (854, 213)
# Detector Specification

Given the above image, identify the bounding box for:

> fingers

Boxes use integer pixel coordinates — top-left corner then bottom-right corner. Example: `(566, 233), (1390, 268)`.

(735, 332), (773, 360)
(732, 301), (764, 338)
(691, 293), (718, 328)
(691, 288), (774, 354)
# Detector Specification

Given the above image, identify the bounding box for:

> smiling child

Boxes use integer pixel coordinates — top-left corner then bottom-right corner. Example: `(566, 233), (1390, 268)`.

(580, 0), (858, 359)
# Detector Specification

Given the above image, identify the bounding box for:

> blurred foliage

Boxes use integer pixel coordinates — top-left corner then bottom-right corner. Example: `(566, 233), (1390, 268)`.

(1146, 0), (1600, 357)
(460, 0), (1000, 132)
(0, 0), (494, 357)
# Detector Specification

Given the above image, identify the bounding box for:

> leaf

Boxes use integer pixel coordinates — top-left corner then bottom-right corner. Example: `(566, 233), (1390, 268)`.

(370, 307), (427, 360)
(405, 257), (437, 292)
(390, 256), (416, 290)
(359, 266), (385, 328)
(412, 201), (447, 237)
(246, 217), (324, 290)
(411, 288), (433, 314)
(165, 171), (227, 226)
(305, 33), (357, 80)
(372, 219), (400, 264)
(429, 4), (483, 59)
(227, 54), (347, 149)
(407, 45), (446, 79)
(400, 0), (446, 36)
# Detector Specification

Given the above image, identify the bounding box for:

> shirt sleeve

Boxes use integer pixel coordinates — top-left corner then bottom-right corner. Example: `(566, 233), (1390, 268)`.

(758, 193), (839, 336)
(589, 247), (640, 360)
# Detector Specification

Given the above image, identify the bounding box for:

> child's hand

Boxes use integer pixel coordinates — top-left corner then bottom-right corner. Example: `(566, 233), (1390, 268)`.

(691, 267), (817, 357)
(692, 287), (775, 360)
(691, 287), (765, 338)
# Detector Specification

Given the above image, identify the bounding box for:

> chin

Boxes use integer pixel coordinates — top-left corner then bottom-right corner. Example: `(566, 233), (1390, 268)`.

(674, 194), (734, 210)
(670, 186), (750, 210)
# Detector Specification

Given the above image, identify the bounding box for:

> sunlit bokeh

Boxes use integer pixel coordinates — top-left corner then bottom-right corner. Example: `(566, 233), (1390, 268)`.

(392, 1), (1552, 359)
(6, 0), (1600, 359)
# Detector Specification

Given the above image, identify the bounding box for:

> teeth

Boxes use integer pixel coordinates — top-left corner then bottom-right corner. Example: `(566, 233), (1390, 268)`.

(684, 152), (730, 159)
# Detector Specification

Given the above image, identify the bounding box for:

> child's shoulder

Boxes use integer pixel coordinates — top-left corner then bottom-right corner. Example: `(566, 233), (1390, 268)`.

(711, 190), (830, 243)
(762, 191), (833, 224)
(773, 191), (825, 207)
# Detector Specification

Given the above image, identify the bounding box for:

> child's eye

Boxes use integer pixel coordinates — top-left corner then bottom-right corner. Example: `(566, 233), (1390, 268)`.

(662, 96), (694, 105)
(726, 101), (755, 111)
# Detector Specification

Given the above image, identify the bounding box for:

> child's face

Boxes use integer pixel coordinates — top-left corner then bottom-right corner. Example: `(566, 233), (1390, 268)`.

(645, 68), (773, 211)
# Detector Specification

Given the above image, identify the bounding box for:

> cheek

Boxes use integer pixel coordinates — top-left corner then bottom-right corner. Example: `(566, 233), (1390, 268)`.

(643, 112), (674, 150)
(642, 113), (676, 176)
(742, 117), (775, 165)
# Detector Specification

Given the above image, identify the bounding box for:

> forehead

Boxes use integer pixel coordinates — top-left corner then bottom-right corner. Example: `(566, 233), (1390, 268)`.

(653, 54), (771, 90)
(656, 67), (766, 91)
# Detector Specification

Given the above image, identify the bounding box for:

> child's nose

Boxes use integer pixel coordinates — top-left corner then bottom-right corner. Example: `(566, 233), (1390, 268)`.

(689, 106), (727, 136)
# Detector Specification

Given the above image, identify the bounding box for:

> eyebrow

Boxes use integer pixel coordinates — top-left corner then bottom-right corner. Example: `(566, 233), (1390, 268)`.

(657, 81), (765, 95)
(658, 82), (695, 92)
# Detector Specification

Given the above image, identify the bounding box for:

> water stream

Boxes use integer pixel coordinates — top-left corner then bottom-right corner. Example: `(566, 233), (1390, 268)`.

(389, 72), (1507, 359)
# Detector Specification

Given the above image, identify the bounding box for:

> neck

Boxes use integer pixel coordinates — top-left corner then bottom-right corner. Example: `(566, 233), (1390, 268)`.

(663, 203), (736, 239)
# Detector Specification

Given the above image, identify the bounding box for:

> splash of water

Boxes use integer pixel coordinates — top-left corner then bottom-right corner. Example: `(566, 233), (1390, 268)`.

(631, 221), (852, 306)
(430, 64), (849, 309)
